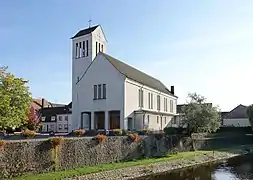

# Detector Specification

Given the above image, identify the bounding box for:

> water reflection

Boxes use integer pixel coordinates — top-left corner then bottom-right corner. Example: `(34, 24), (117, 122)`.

(135, 154), (253, 180)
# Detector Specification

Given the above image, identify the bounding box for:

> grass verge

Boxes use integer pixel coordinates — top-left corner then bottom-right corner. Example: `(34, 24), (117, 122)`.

(11, 151), (213, 180)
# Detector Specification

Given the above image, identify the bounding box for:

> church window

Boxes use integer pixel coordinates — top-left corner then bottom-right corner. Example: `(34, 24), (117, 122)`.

(101, 44), (104, 52)
(93, 85), (97, 99)
(157, 95), (160, 110)
(79, 42), (82, 58)
(96, 42), (98, 54)
(103, 84), (106, 99)
(82, 41), (86, 57)
(138, 89), (143, 107)
(86, 40), (88, 56)
(99, 43), (101, 52)
(75, 43), (78, 58)
(98, 84), (102, 99)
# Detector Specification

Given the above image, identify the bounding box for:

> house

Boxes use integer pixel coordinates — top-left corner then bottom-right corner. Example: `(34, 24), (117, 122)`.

(223, 104), (250, 127)
(40, 103), (72, 133)
(71, 25), (178, 131)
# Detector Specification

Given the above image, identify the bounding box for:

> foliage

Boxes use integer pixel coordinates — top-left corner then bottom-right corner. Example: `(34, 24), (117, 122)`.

(73, 129), (86, 136)
(50, 136), (64, 148)
(181, 93), (220, 135)
(21, 129), (36, 138)
(24, 106), (41, 131)
(0, 66), (32, 130)
(247, 104), (253, 130)
(95, 134), (107, 143)
(112, 129), (122, 136)
(137, 129), (150, 135)
(164, 127), (185, 135)
(127, 133), (140, 142)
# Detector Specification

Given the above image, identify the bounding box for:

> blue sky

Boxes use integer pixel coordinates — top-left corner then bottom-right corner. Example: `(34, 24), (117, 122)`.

(1, 0), (253, 111)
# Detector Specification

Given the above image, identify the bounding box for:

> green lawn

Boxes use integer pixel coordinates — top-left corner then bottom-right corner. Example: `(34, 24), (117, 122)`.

(11, 151), (212, 180)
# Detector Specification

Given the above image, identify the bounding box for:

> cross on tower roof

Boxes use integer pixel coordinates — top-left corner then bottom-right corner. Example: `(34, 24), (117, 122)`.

(88, 19), (92, 28)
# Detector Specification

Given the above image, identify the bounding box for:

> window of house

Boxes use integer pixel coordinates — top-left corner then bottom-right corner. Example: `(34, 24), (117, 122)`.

(157, 116), (159, 124)
(151, 93), (153, 109)
(96, 42), (98, 54)
(101, 44), (104, 52)
(170, 100), (173, 112)
(139, 89), (143, 107)
(79, 42), (82, 58)
(86, 40), (88, 56)
(102, 84), (106, 99)
(64, 124), (68, 130)
(94, 85), (97, 99)
(98, 84), (102, 99)
(50, 124), (55, 131)
(148, 92), (151, 109)
(41, 117), (45, 121)
(82, 41), (86, 57)
(58, 124), (62, 130)
(157, 95), (160, 110)
(58, 116), (62, 121)
(65, 116), (68, 121)
(75, 43), (78, 58)
(51, 116), (55, 121)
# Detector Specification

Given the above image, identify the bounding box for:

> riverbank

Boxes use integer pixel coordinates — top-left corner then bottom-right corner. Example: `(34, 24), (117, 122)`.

(11, 145), (253, 180)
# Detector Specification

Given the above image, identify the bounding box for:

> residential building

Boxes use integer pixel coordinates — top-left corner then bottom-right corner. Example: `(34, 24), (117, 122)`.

(40, 103), (72, 133)
(223, 104), (250, 127)
(71, 25), (178, 131)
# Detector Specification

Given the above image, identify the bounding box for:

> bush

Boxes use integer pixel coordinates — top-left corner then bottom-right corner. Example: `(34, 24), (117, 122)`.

(112, 129), (122, 136)
(127, 133), (140, 142)
(73, 129), (86, 136)
(137, 129), (150, 135)
(21, 129), (36, 138)
(95, 134), (107, 143)
(49, 137), (64, 148)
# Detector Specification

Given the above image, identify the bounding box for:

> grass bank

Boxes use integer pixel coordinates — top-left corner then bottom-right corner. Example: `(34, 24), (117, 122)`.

(11, 150), (213, 180)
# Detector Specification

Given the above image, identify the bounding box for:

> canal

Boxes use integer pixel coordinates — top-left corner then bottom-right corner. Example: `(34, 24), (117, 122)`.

(135, 154), (253, 180)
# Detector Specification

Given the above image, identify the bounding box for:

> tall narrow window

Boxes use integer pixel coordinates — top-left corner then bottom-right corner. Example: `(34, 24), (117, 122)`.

(157, 95), (160, 110)
(157, 116), (159, 124)
(99, 43), (101, 52)
(170, 100), (173, 112)
(96, 42), (98, 54)
(148, 93), (151, 109)
(101, 44), (104, 52)
(86, 40), (88, 56)
(103, 84), (106, 99)
(98, 84), (102, 99)
(82, 41), (85, 57)
(79, 42), (82, 58)
(151, 93), (153, 109)
(139, 89), (143, 107)
(75, 43), (78, 58)
(94, 85), (97, 99)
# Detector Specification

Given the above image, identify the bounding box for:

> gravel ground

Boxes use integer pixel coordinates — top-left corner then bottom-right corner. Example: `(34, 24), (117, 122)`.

(66, 147), (253, 180)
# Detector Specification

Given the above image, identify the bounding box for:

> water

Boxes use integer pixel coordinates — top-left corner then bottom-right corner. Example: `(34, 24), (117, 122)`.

(135, 154), (253, 180)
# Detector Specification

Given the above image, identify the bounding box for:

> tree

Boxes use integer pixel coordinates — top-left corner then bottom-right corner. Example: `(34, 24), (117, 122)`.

(246, 104), (253, 130)
(24, 106), (41, 131)
(181, 93), (220, 135)
(0, 66), (32, 131)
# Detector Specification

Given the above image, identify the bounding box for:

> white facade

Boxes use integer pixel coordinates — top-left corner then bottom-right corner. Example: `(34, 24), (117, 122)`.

(71, 25), (178, 131)
(223, 118), (251, 127)
(56, 114), (72, 133)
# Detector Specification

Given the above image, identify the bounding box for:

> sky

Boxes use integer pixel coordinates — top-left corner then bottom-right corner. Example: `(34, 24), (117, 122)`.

(1, 0), (253, 111)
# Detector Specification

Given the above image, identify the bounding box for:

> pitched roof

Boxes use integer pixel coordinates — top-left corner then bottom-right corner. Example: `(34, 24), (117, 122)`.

(71, 25), (99, 39)
(101, 53), (176, 97)
(224, 104), (248, 119)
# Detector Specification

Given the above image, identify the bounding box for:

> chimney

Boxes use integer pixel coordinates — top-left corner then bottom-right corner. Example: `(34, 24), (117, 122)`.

(171, 86), (174, 95)
(42, 98), (45, 109)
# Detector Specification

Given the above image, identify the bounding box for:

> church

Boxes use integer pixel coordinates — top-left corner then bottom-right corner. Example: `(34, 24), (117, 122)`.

(71, 25), (178, 131)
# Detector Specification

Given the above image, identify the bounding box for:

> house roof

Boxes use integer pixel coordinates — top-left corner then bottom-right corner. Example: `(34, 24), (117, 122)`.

(101, 53), (176, 97)
(71, 25), (99, 39)
(223, 104), (248, 119)
(40, 106), (71, 121)
(220, 111), (229, 119)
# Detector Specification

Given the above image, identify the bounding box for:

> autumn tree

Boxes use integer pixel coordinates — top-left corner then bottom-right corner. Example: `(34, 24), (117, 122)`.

(24, 106), (41, 131)
(0, 66), (32, 131)
(246, 104), (253, 130)
(181, 93), (220, 135)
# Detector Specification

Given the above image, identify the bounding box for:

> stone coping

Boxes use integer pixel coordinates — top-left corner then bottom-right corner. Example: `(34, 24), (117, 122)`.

(66, 150), (252, 180)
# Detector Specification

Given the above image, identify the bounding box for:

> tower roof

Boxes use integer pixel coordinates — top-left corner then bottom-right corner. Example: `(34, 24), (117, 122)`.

(71, 25), (99, 39)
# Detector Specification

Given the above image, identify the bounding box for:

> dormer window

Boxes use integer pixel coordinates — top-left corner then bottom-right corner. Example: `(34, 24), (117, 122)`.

(51, 116), (56, 121)
(41, 117), (46, 121)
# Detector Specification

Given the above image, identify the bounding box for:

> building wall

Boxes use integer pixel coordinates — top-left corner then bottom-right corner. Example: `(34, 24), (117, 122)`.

(124, 78), (177, 130)
(72, 53), (125, 130)
(223, 118), (251, 127)
(56, 114), (72, 133)
(41, 122), (57, 132)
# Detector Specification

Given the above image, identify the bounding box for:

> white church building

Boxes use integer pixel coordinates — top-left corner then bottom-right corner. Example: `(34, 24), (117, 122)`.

(71, 25), (178, 131)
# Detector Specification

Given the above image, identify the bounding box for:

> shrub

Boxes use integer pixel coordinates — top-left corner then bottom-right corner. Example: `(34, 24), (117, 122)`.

(21, 129), (36, 138)
(127, 133), (140, 142)
(0, 140), (6, 150)
(112, 129), (122, 136)
(49, 136), (64, 148)
(95, 134), (107, 143)
(73, 129), (86, 136)
(164, 127), (184, 135)
(122, 130), (128, 136)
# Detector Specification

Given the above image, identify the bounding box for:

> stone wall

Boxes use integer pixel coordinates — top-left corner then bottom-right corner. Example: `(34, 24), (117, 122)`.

(0, 134), (252, 178)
